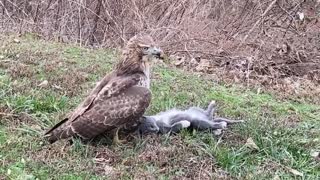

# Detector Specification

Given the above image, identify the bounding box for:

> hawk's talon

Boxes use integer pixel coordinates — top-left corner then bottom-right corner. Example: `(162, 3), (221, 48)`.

(112, 127), (126, 145)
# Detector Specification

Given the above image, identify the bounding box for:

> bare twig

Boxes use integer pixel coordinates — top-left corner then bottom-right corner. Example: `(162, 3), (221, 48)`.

(240, 0), (278, 45)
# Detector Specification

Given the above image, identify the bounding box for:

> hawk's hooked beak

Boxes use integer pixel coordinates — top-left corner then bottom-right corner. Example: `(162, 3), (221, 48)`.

(151, 47), (162, 58)
(148, 47), (164, 59)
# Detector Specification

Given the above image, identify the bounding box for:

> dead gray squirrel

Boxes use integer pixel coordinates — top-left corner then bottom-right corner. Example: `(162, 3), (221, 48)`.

(138, 101), (244, 135)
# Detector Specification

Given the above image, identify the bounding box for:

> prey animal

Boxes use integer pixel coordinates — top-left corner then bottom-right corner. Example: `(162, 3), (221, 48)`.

(138, 101), (244, 135)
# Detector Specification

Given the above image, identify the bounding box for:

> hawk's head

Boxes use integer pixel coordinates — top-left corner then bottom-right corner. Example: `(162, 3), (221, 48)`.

(115, 34), (163, 76)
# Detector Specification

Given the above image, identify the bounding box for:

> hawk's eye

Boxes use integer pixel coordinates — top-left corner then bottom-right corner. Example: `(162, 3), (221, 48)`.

(143, 47), (149, 51)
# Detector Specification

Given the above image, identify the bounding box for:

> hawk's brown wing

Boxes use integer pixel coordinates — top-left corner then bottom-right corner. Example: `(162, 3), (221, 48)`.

(44, 73), (149, 143)
(46, 86), (151, 143)
(68, 72), (143, 122)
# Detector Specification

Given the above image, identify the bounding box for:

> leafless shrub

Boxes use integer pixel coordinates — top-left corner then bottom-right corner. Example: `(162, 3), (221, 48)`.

(1, 0), (320, 85)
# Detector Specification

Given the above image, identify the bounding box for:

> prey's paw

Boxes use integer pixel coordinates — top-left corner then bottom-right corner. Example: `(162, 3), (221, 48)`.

(209, 100), (216, 107)
(179, 120), (191, 128)
(220, 121), (227, 129)
(213, 129), (222, 136)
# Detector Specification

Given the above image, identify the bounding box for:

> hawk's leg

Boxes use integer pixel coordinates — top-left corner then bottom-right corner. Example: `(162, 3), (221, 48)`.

(112, 127), (126, 145)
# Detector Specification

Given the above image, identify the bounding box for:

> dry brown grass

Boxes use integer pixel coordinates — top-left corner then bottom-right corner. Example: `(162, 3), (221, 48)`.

(1, 35), (319, 179)
(1, 1), (320, 87)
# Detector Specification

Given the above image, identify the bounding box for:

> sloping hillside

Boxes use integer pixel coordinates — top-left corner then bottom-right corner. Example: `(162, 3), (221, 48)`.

(0, 34), (319, 179)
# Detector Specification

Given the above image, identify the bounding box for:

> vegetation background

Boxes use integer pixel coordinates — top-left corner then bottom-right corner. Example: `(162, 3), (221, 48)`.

(0, 0), (319, 179)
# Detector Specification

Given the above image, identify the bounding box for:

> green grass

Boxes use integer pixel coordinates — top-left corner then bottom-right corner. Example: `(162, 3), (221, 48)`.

(0, 33), (319, 179)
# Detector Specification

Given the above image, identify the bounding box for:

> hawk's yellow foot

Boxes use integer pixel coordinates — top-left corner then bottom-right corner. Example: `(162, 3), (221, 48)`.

(112, 127), (126, 145)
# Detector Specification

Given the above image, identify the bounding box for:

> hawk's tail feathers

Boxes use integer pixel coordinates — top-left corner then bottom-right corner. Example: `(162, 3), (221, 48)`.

(44, 118), (75, 144)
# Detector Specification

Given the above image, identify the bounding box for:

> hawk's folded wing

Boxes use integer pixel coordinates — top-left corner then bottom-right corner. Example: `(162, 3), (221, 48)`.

(69, 73), (144, 122)
(44, 73), (150, 143)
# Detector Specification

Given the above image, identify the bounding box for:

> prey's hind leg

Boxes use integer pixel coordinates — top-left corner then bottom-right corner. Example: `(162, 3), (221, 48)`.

(190, 119), (227, 131)
(213, 117), (244, 124)
(170, 120), (191, 134)
(206, 100), (216, 120)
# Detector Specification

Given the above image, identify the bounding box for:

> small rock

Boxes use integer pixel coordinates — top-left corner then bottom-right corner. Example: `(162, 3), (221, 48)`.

(38, 80), (49, 88)
(0, 55), (4, 59)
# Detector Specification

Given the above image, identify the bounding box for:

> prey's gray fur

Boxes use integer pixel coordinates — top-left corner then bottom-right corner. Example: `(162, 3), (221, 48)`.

(138, 101), (244, 135)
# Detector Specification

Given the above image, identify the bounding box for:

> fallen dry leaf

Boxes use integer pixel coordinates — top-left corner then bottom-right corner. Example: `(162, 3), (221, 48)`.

(245, 137), (259, 151)
(195, 59), (211, 72)
(189, 58), (199, 67)
(38, 80), (49, 88)
(52, 84), (63, 90)
(287, 167), (303, 177)
(173, 57), (185, 66)
(13, 38), (20, 43)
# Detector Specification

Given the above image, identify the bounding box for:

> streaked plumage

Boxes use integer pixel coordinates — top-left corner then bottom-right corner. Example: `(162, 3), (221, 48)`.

(44, 34), (162, 143)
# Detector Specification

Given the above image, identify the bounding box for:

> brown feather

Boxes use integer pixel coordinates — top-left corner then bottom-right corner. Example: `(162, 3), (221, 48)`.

(44, 118), (68, 135)
(71, 86), (151, 139)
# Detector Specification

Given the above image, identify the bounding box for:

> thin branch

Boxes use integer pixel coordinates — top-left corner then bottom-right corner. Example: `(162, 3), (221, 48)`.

(240, 0), (278, 44)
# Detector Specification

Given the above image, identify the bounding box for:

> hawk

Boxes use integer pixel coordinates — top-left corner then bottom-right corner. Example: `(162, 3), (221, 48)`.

(44, 34), (163, 144)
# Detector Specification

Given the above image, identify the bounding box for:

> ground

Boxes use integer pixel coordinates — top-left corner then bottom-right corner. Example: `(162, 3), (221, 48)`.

(0, 34), (319, 179)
